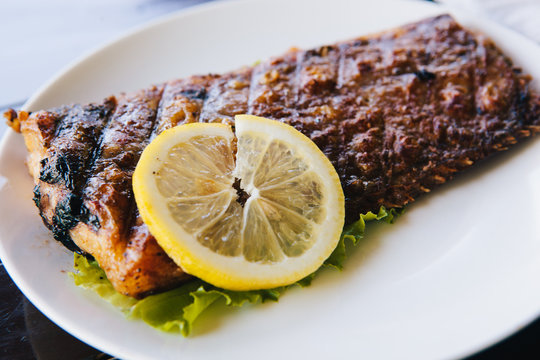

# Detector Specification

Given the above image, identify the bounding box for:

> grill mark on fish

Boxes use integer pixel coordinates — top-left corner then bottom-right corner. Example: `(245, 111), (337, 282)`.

(32, 101), (116, 251)
(8, 14), (540, 297)
(199, 68), (252, 125)
(115, 77), (224, 295)
(22, 108), (69, 182)
(70, 85), (186, 296)
(82, 88), (162, 225)
(9, 108), (68, 242)
(121, 84), (192, 296)
(153, 75), (216, 135)
(335, 40), (388, 213)
(294, 45), (342, 172)
(297, 46), (340, 108)
(248, 51), (298, 118)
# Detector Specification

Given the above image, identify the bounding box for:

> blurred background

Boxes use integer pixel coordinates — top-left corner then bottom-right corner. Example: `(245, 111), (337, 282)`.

(1, 0), (540, 359)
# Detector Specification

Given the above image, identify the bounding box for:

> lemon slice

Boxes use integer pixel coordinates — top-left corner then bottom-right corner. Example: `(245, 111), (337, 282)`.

(133, 114), (344, 290)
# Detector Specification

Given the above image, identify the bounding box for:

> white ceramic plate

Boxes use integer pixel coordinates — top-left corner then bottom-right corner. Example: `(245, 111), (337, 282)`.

(2, 0), (540, 359)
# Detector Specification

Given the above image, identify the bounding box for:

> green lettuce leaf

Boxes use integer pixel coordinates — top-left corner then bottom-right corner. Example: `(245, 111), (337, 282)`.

(70, 206), (401, 336)
(324, 206), (402, 269)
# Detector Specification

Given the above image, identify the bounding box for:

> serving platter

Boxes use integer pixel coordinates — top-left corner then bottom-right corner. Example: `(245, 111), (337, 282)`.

(2, 0), (540, 359)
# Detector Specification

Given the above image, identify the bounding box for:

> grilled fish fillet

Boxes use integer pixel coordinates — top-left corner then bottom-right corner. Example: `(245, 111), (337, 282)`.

(6, 15), (540, 298)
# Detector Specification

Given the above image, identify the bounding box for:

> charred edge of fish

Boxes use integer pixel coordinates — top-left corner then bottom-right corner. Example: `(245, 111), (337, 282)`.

(304, 46), (334, 58)
(516, 89), (532, 126)
(79, 205), (101, 231)
(39, 154), (78, 189)
(414, 69), (436, 81)
(32, 184), (41, 209)
(180, 88), (207, 100)
(51, 230), (83, 253)
(4, 109), (21, 132)
(32, 184), (53, 231)
(52, 193), (83, 252)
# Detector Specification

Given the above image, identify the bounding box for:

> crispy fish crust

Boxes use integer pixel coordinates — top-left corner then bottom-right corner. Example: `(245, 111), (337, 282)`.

(6, 15), (540, 297)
